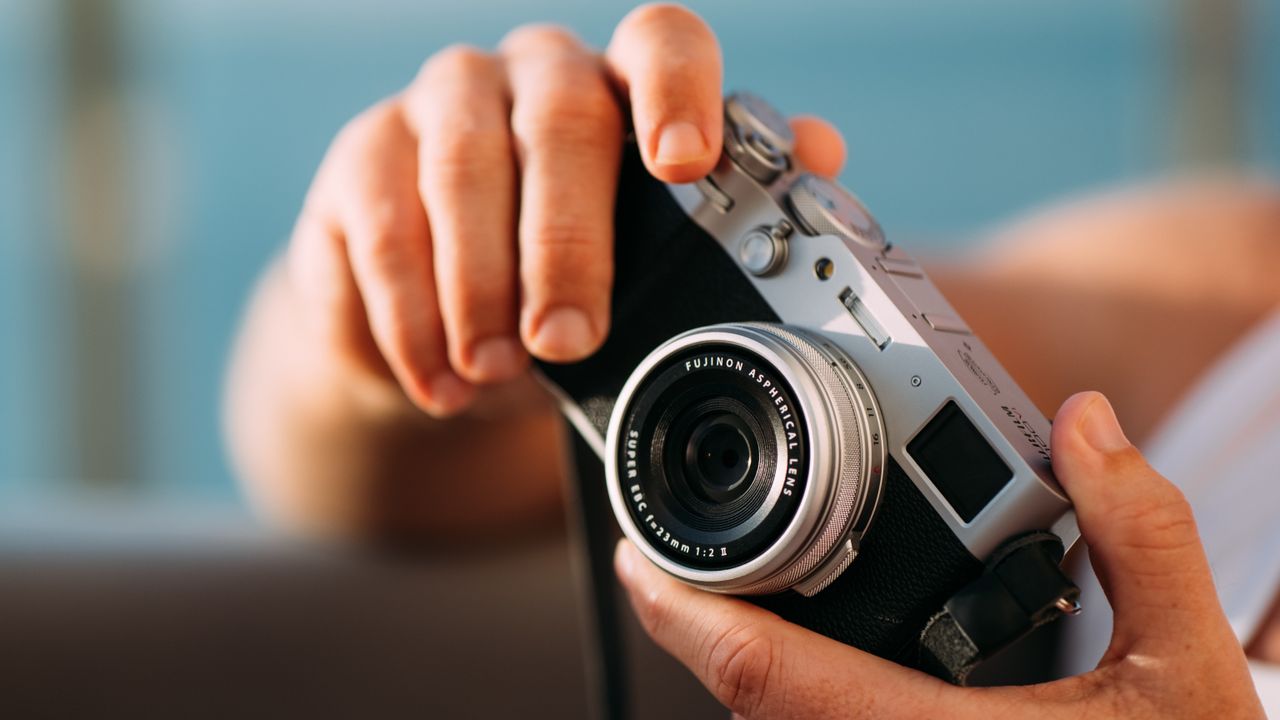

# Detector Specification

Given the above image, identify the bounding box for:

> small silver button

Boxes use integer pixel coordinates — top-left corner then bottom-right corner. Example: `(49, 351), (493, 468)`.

(739, 223), (790, 276)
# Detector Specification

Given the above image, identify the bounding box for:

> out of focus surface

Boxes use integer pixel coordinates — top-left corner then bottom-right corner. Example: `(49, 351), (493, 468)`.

(0, 0), (1276, 717)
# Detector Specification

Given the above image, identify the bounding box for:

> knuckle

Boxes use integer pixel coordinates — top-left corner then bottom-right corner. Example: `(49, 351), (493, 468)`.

(500, 23), (580, 56)
(426, 124), (511, 187)
(418, 43), (492, 84)
(330, 100), (402, 159)
(350, 206), (410, 272)
(521, 228), (610, 313)
(1104, 465), (1200, 549)
(704, 623), (777, 716)
(1138, 489), (1198, 542)
(512, 85), (621, 148)
(443, 278), (513, 332)
(525, 218), (601, 251)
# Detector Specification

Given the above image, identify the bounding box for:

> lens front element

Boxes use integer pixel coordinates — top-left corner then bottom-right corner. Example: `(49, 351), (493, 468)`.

(618, 345), (808, 569)
(686, 413), (754, 501)
(606, 324), (886, 595)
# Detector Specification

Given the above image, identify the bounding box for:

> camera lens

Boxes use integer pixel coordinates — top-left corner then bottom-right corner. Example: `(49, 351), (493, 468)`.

(686, 414), (754, 501)
(661, 401), (764, 526)
(645, 372), (782, 539)
(607, 323), (886, 594)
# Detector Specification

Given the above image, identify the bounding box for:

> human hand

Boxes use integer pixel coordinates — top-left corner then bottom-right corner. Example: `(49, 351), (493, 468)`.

(615, 391), (1266, 719)
(285, 3), (846, 417)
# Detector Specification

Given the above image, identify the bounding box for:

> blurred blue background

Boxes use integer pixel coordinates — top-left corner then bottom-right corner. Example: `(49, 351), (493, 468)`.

(1, 0), (1277, 519)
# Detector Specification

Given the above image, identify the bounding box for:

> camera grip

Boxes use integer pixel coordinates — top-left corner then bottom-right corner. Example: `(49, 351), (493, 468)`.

(537, 145), (985, 666)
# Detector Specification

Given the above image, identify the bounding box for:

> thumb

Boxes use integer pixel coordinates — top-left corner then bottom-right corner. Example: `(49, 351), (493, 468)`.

(613, 540), (971, 720)
(1051, 392), (1226, 657)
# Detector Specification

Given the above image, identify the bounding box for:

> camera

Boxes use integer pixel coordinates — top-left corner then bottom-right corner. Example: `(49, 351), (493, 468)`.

(537, 93), (1080, 682)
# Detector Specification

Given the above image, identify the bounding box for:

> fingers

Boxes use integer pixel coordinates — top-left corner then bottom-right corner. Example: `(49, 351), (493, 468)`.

(606, 3), (723, 182)
(501, 26), (624, 361)
(614, 540), (970, 720)
(405, 47), (526, 385)
(312, 12), (845, 411)
(1050, 392), (1228, 654)
(287, 200), (379, 369)
(790, 115), (846, 178)
(321, 101), (475, 415)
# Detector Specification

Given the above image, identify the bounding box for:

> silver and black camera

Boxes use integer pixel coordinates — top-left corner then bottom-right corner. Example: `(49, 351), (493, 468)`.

(537, 93), (1080, 686)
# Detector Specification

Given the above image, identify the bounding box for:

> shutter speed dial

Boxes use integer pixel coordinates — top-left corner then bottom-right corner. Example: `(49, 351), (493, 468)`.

(788, 174), (887, 250)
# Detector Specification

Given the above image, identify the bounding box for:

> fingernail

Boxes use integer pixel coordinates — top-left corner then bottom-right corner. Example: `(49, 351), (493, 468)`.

(531, 307), (596, 361)
(655, 120), (709, 166)
(1079, 394), (1130, 453)
(614, 539), (637, 586)
(468, 337), (525, 382)
(426, 371), (472, 415)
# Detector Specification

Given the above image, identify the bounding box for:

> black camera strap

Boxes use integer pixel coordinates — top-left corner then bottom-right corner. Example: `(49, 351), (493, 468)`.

(563, 429), (630, 720)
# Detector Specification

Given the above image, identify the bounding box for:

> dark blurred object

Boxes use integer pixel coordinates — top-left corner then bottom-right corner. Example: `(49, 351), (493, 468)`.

(0, 524), (725, 719)
(0, 534), (590, 719)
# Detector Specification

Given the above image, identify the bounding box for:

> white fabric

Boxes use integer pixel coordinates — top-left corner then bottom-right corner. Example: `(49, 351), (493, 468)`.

(1058, 309), (1280, 712)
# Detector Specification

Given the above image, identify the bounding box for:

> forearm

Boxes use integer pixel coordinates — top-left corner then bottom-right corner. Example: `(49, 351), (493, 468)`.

(928, 176), (1280, 444)
(223, 258), (566, 544)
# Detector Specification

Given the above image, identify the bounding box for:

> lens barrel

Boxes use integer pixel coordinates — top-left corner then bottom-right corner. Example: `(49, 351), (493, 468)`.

(606, 324), (886, 595)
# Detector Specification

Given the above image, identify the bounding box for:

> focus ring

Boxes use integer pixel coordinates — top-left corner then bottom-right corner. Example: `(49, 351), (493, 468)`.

(732, 325), (884, 595)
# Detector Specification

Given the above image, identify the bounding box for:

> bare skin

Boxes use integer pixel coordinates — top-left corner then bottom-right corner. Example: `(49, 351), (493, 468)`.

(223, 2), (1280, 711)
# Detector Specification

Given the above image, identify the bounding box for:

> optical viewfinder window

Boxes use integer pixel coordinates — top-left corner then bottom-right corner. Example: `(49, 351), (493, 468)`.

(906, 401), (1012, 522)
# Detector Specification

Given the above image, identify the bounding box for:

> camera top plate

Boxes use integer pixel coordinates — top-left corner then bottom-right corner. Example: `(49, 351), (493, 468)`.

(663, 92), (1079, 561)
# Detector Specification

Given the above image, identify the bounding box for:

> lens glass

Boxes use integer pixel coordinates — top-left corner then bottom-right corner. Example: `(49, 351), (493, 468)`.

(687, 414), (753, 500)
(615, 343), (809, 569)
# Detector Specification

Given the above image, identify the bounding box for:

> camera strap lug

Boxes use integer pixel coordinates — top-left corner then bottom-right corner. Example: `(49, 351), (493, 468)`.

(916, 531), (1081, 685)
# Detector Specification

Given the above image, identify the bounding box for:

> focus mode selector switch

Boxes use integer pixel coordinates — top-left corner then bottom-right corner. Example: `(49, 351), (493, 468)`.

(788, 174), (887, 250)
(725, 91), (795, 155)
(724, 92), (793, 183)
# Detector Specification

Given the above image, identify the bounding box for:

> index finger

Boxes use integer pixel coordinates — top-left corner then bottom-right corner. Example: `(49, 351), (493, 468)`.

(605, 3), (723, 182)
